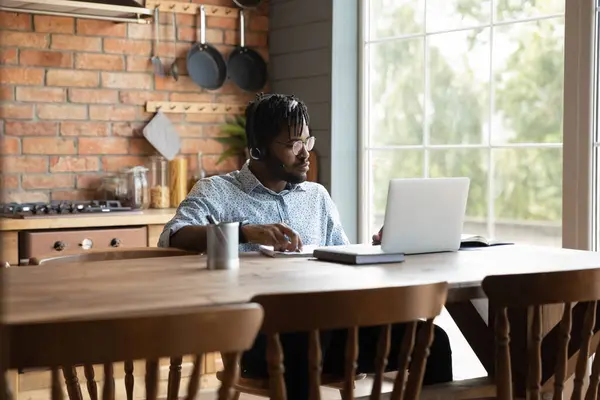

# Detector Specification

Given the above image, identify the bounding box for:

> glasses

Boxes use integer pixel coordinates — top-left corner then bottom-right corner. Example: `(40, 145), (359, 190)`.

(276, 136), (316, 156)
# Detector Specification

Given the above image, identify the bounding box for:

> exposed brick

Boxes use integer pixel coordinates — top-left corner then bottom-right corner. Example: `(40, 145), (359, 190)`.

(68, 89), (118, 104)
(101, 155), (147, 172)
(37, 104), (87, 120)
(22, 173), (74, 189)
(0, 11), (32, 31)
(0, 175), (19, 189)
(207, 17), (236, 30)
(47, 70), (99, 87)
(178, 27), (222, 43)
(176, 125), (204, 137)
(0, 31), (47, 48)
(1, 156), (48, 173)
(74, 53), (125, 71)
(5, 121), (58, 136)
(0, 87), (14, 101)
(101, 72), (152, 90)
(51, 34), (101, 52)
(203, 154), (237, 172)
(79, 137), (129, 154)
(1, 191), (49, 203)
(155, 75), (202, 93)
(201, 125), (222, 137)
(119, 91), (168, 105)
(19, 50), (73, 68)
(128, 24), (173, 41)
(186, 113), (227, 124)
(23, 137), (76, 155)
(104, 38), (151, 56)
(173, 14), (195, 26)
(76, 20), (126, 37)
(0, 104), (34, 119)
(50, 156), (99, 172)
(89, 105), (137, 121)
(34, 16), (74, 34)
(181, 138), (224, 154)
(51, 190), (96, 201)
(157, 42), (190, 58)
(60, 121), (109, 137)
(169, 93), (213, 102)
(112, 122), (145, 137)
(0, 137), (19, 154)
(125, 56), (153, 72)
(0, 48), (17, 64)
(16, 87), (66, 102)
(0, 67), (44, 85)
(76, 174), (101, 189)
(224, 30), (267, 47)
(128, 138), (154, 155)
(218, 93), (255, 104)
(249, 15), (269, 32)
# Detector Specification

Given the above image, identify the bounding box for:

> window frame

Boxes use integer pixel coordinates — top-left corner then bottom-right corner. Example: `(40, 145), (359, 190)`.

(358, 0), (594, 249)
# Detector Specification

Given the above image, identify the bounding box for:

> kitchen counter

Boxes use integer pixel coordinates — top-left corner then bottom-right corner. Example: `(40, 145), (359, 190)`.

(0, 208), (176, 231)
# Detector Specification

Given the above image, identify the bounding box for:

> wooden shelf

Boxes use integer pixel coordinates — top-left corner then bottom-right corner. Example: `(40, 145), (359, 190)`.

(146, 101), (246, 114)
(145, 0), (238, 17)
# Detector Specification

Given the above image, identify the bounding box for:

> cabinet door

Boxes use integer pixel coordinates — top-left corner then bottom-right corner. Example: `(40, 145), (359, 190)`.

(147, 225), (165, 247)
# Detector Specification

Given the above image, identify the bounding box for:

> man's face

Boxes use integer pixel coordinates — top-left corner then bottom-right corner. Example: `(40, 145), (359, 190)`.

(267, 123), (312, 184)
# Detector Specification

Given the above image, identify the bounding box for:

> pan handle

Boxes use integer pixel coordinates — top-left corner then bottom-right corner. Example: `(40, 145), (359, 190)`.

(200, 5), (206, 45)
(239, 10), (246, 48)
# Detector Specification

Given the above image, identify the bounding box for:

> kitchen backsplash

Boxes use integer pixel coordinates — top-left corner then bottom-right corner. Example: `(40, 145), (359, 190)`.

(0, 0), (268, 203)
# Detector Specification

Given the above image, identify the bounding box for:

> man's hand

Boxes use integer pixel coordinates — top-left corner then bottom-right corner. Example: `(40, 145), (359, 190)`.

(242, 223), (303, 252)
(372, 226), (383, 245)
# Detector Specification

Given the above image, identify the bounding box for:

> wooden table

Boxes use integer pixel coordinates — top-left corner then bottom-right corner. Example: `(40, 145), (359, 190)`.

(7, 244), (600, 394)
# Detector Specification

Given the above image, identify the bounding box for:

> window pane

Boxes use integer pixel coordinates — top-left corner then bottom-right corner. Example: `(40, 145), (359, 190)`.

(492, 18), (564, 144)
(370, 149), (424, 235)
(426, 0), (491, 33)
(428, 28), (490, 145)
(428, 149), (489, 237)
(495, 0), (564, 22)
(369, 0), (424, 40)
(369, 39), (425, 146)
(493, 148), (562, 246)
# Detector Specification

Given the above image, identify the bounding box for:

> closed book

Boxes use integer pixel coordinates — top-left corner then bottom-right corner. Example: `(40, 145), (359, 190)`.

(313, 244), (405, 265)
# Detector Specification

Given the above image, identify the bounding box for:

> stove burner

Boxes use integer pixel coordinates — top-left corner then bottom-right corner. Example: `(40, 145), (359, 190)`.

(0, 200), (133, 216)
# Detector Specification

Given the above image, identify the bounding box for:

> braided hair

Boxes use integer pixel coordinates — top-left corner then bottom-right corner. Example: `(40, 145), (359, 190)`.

(245, 93), (310, 154)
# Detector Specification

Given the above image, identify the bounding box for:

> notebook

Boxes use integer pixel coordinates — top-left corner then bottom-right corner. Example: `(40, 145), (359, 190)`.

(460, 234), (513, 248)
(258, 245), (318, 258)
(313, 244), (405, 265)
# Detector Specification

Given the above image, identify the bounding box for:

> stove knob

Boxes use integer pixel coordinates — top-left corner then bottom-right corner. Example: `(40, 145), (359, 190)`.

(110, 238), (121, 248)
(79, 238), (93, 250)
(53, 241), (66, 252)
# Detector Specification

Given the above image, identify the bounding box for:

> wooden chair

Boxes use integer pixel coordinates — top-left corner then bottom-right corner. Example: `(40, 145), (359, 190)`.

(482, 267), (600, 400)
(7, 303), (263, 400)
(29, 247), (197, 266)
(221, 283), (448, 400)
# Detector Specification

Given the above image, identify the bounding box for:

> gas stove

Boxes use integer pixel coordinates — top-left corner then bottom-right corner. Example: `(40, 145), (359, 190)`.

(0, 200), (139, 219)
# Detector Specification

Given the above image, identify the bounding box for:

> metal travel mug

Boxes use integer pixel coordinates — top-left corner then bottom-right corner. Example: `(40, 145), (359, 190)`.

(207, 222), (239, 270)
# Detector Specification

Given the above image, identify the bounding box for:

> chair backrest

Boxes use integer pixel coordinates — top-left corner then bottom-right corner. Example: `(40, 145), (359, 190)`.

(29, 247), (197, 266)
(9, 303), (263, 400)
(482, 268), (600, 400)
(250, 283), (448, 400)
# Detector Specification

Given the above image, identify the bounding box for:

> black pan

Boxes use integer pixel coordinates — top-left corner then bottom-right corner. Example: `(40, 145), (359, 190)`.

(187, 5), (227, 90)
(227, 9), (267, 92)
(233, 0), (262, 8)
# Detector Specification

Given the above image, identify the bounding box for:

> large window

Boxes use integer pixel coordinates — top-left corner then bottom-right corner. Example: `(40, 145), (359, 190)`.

(360, 0), (565, 246)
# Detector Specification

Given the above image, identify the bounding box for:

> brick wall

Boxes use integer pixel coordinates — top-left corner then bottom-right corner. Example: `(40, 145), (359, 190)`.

(0, 0), (268, 203)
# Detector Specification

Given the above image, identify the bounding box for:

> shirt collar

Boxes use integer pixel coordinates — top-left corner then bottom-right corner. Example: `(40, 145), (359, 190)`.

(238, 161), (306, 194)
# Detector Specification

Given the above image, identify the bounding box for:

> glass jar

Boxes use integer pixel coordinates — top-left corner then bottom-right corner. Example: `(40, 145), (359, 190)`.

(117, 166), (149, 210)
(97, 175), (119, 200)
(147, 155), (170, 209)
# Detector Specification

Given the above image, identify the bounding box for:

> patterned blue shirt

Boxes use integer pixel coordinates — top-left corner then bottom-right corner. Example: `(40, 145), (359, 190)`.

(158, 162), (350, 251)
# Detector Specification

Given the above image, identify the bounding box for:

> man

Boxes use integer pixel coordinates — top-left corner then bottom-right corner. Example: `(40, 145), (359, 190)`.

(159, 93), (452, 399)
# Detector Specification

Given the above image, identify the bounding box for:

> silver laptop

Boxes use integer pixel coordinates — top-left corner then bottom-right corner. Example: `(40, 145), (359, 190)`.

(381, 177), (470, 254)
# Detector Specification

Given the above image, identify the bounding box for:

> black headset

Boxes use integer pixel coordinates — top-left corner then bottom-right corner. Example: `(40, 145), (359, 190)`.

(247, 95), (267, 160)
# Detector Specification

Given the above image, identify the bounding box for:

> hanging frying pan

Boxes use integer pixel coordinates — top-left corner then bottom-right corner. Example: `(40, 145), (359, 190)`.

(186, 5), (227, 90)
(232, 0), (262, 8)
(227, 9), (267, 92)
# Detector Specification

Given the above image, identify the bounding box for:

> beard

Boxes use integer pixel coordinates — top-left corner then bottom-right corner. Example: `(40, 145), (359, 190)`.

(264, 153), (308, 184)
